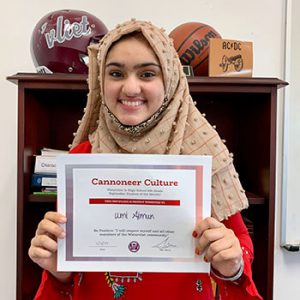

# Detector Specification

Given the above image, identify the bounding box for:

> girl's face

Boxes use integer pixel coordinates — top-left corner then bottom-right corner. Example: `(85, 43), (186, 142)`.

(104, 36), (165, 126)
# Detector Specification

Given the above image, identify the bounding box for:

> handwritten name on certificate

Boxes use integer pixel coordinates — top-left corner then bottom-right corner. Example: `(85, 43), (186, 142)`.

(57, 153), (212, 273)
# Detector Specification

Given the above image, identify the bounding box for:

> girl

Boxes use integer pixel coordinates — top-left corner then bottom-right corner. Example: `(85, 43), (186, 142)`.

(29, 19), (262, 300)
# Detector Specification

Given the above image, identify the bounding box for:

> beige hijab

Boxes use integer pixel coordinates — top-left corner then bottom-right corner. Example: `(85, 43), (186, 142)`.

(71, 19), (248, 221)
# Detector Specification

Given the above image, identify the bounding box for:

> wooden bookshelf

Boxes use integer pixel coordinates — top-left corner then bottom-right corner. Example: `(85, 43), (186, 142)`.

(7, 73), (287, 300)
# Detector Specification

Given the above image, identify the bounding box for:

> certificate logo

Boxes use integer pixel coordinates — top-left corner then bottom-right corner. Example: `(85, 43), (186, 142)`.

(128, 241), (140, 253)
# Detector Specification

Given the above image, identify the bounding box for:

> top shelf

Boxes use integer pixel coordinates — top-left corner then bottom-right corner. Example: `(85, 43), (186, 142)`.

(7, 72), (288, 89)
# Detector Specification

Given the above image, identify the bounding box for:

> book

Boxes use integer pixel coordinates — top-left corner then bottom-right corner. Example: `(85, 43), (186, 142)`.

(31, 173), (57, 191)
(33, 148), (68, 174)
(40, 147), (68, 157)
(32, 148), (67, 195)
(33, 191), (57, 196)
(34, 155), (57, 174)
(42, 187), (57, 192)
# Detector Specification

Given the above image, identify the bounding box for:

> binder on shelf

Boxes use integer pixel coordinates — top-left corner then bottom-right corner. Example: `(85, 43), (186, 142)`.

(33, 147), (68, 174)
(31, 173), (57, 191)
(34, 155), (57, 174)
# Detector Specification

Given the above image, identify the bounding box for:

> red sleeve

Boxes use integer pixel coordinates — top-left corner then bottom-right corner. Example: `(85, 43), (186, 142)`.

(34, 271), (73, 300)
(212, 212), (263, 300)
(69, 141), (92, 154)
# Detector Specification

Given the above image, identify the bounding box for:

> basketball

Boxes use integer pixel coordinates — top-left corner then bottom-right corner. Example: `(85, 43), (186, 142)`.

(169, 22), (221, 76)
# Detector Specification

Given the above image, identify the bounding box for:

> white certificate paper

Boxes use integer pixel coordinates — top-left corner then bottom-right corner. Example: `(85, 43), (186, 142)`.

(57, 153), (212, 273)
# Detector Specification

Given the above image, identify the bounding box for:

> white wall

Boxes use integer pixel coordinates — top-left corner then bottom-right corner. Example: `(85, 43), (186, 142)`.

(0, 0), (295, 299)
(274, 0), (300, 298)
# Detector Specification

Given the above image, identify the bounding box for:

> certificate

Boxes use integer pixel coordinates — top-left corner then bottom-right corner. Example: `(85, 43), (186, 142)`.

(57, 153), (212, 273)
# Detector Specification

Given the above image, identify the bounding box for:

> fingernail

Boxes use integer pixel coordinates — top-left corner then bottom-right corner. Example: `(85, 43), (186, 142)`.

(192, 230), (198, 238)
(59, 231), (66, 238)
(195, 248), (200, 255)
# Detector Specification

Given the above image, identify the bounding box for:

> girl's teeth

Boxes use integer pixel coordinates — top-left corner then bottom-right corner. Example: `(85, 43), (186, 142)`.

(122, 100), (143, 106)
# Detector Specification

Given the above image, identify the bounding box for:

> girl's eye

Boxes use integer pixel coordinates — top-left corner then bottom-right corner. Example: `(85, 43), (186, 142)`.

(109, 71), (123, 78)
(141, 71), (155, 78)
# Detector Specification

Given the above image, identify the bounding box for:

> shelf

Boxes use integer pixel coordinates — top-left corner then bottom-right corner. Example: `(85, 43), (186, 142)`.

(246, 192), (265, 205)
(10, 73), (286, 300)
(7, 72), (288, 90)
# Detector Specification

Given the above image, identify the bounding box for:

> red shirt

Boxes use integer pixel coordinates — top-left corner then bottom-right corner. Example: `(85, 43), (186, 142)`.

(34, 141), (262, 300)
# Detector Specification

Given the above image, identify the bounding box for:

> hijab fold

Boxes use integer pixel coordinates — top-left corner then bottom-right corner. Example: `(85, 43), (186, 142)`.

(71, 19), (248, 221)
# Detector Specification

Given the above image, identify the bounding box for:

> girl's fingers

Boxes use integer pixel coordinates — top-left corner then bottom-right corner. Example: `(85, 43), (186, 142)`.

(36, 219), (65, 239)
(29, 245), (54, 261)
(204, 236), (235, 262)
(194, 217), (224, 239)
(210, 247), (241, 264)
(44, 211), (67, 224)
(196, 227), (225, 255)
(31, 234), (58, 253)
(35, 212), (66, 238)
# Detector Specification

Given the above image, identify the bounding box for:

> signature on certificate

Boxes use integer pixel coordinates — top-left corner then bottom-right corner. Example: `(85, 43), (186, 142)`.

(89, 241), (117, 248)
(152, 236), (176, 250)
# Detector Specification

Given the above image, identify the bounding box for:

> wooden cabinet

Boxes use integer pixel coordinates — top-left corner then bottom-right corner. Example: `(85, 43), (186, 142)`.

(7, 73), (287, 300)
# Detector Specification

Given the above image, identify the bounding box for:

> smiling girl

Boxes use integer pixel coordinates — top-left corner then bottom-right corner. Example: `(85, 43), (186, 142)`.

(29, 19), (262, 300)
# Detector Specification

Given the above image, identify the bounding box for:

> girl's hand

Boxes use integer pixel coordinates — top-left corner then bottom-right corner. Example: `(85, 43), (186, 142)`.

(28, 211), (72, 283)
(193, 217), (243, 277)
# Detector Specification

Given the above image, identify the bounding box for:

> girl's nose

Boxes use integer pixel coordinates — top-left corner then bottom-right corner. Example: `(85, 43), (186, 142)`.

(122, 76), (141, 96)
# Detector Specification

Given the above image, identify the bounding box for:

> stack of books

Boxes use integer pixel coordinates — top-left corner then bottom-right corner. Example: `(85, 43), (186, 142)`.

(31, 148), (68, 196)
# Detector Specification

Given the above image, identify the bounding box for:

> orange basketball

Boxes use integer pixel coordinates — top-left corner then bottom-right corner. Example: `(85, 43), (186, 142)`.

(169, 22), (221, 76)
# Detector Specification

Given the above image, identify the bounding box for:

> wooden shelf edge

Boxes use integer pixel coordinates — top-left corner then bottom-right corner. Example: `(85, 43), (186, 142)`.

(188, 76), (288, 89)
(246, 191), (265, 205)
(7, 72), (87, 85)
(7, 72), (288, 89)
